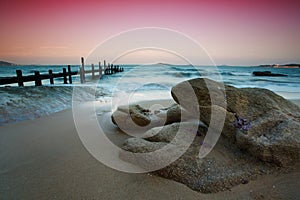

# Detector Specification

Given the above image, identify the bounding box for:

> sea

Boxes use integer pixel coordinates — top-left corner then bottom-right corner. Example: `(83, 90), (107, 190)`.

(0, 64), (300, 125)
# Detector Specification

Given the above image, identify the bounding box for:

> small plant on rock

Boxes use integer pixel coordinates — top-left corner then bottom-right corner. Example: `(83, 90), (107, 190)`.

(233, 114), (252, 131)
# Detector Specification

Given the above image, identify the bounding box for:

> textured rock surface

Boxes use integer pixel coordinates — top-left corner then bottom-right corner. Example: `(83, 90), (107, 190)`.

(171, 78), (300, 166)
(112, 104), (151, 127)
(120, 122), (275, 193)
(116, 78), (299, 194)
(111, 103), (194, 133)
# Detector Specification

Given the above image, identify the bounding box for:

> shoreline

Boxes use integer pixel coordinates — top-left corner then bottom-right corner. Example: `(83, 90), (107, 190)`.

(1, 99), (299, 199)
(0, 83), (299, 127)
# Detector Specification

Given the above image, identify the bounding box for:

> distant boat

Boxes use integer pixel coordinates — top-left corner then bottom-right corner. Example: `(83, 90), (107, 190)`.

(252, 71), (287, 77)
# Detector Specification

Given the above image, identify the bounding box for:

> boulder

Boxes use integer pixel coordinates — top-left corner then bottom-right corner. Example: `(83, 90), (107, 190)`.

(120, 122), (273, 193)
(171, 78), (300, 166)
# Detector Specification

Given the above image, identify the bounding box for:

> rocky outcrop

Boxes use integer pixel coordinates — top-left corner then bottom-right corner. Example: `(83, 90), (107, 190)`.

(111, 103), (194, 133)
(115, 78), (300, 193)
(253, 71), (287, 77)
(171, 78), (300, 166)
(120, 122), (274, 193)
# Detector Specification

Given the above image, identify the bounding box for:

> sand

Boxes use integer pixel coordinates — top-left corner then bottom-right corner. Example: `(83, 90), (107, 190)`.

(0, 100), (299, 199)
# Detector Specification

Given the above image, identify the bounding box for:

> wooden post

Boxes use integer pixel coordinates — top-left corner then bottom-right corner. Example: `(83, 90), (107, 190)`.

(99, 62), (102, 78)
(68, 65), (72, 84)
(104, 60), (106, 75)
(80, 68), (84, 83)
(49, 70), (54, 84)
(63, 68), (68, 84)
(16, 70), (24, 86)
(34, 71), (42, 86)
(91, 64), (95, 79)
(81, 57), (86, 83)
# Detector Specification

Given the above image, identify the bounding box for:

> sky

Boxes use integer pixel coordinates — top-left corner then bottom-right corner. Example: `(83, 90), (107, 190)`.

(0, 0), (299, 65)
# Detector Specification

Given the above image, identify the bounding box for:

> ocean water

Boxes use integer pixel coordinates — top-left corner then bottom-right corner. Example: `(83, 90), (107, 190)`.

(0, 64), (300, 125)
(94, 64), (300, 101)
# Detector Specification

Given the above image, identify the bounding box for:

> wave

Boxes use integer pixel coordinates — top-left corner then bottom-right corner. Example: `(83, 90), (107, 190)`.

(250, 78), (298, 84)
(131, 83), (172, 91)
(170, 66), (199, 72)
(288, 74), (300, 78)
(163, 71), (200, 78)
(0, 86), (107, 125)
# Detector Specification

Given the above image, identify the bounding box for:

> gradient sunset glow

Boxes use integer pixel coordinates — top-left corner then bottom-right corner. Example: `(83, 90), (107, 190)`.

(0, 0), (299, 65)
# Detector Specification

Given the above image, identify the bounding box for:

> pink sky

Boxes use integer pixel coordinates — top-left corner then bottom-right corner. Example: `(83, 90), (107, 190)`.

(0, 0), (299, 65)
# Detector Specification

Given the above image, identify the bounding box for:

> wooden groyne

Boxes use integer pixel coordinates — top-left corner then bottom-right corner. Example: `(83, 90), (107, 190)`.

(0, 57), (123, 86)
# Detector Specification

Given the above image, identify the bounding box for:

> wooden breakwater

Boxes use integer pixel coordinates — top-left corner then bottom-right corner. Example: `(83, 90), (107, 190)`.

(0, 57), (123, 86)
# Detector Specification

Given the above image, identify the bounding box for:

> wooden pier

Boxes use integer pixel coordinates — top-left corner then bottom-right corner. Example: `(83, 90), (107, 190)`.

(0, 57), (123, 86)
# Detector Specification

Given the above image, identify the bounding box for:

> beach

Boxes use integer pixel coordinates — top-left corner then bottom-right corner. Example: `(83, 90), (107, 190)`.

(1, 0), (300, 198)
(0, 96), (299, 199)
(0, 64), (300, 199)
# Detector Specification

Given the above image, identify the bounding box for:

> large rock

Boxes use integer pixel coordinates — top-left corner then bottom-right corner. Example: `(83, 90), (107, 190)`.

(171, 78), (300, 166)
(120, 122), (274, 193)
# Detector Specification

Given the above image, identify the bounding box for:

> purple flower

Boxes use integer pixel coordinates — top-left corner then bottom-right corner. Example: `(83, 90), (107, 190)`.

(233, 115), (252, 131)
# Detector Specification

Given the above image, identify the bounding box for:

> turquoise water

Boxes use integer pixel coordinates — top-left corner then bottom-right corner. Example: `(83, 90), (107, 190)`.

(1, 63), (299, 125)
(97, 64), (300, 100)
(1, 64), (300, 99)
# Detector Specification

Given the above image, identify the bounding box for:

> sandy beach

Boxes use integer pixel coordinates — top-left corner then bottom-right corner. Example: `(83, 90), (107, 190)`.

(1, 0), (300, 198)
(0, 99), (299, 199)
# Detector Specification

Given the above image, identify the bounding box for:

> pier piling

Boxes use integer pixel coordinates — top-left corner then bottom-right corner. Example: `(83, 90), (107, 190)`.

(0, 57), (124, 87)
(16, 70), (24, 86)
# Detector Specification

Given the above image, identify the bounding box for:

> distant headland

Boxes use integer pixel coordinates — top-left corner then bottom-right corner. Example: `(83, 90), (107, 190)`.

(0, 61), (18, 66)
(258, 64), (300, 68)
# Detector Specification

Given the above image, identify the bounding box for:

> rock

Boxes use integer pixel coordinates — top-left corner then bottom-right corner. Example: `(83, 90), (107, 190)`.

(120, 137), (180, 172)
(142, 122), (208, 143)
(171, 78), (300, 166)
(120, 122), (206, 172)
(165, 104), (186, 124)
(111, 104), (153, 134)
(111, 103), (196, 134)
(252, 71), (287, 77)
(112, 104), (151, 127)
(120, 122), (274, 193)
(197, 105), (235, 140)
(122, 137), (167, 153)
(236, 111), (300, 166)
